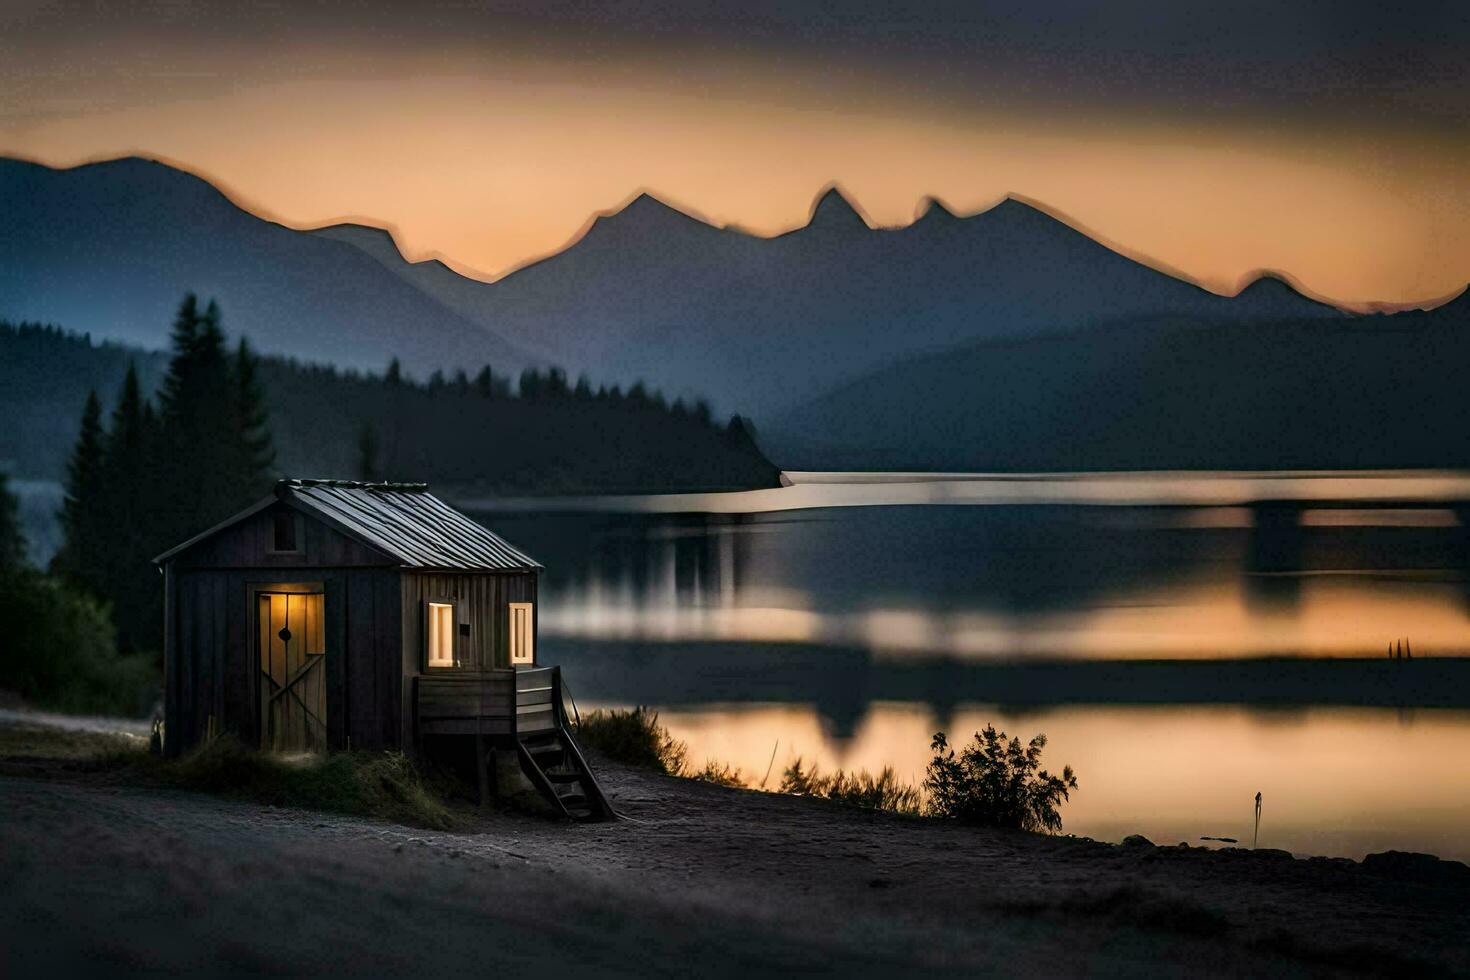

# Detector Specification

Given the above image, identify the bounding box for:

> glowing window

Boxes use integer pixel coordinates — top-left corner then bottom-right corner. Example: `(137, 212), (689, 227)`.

(427, 602), (455, 668)
(509, 602), (534, 665)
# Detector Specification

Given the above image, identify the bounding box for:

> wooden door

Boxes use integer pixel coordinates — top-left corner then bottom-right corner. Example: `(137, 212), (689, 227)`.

(258, 592), (326, 752)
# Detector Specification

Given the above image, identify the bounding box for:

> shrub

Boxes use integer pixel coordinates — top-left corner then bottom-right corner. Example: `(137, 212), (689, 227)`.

(780, 757), (922, 815)
(573, 706), (688, 775)
(0, 567), (157, 716)
(924, 726), (1077, 832)
(690, 760), (745, 787)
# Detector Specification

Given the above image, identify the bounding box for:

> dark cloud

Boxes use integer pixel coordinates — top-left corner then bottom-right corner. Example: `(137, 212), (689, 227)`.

(6, 0), (1467, 130)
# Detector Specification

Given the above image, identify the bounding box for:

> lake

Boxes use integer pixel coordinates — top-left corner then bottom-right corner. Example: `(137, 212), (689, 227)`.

(466, 470), (1470, 861)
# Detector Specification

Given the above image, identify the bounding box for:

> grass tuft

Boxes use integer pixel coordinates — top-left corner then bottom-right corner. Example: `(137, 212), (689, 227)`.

(573, 707), (689, 775)
(690, 760), (746, 787)
(780, 757), (922, 815)
(1, 725), (455, 829)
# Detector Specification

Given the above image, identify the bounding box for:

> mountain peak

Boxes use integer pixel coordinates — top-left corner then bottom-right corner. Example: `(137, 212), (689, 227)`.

(1433, 283), (1470, 317)
(913, 196), (961, 225)
(1236, 270), (1299, 297)
(587, 191), (711, 240)
(806, 185), (869, 232)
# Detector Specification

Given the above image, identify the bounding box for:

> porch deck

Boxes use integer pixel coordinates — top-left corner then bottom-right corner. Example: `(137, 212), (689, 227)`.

(415, 665), (561, 738)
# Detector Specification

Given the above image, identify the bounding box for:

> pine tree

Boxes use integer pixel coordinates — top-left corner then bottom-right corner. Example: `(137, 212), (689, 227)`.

(53, 390), (106, 586)
(102, 361), (160, 654)
(226, 337), (275, 494)
(356, 421), (382, 482)
(0, 471), (24, 572)
(473, 365), (496, 398)
(155, 295), (235, 542)
(385, 357), (402, 387)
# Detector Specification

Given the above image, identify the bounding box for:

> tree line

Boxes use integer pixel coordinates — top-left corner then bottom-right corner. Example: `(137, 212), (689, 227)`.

(52, 295), (276, 654)
(18, 293), (776, 664)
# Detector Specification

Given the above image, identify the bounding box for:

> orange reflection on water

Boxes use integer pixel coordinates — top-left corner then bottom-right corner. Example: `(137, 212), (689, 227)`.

(639, 702), (1470, 861)
(548, 572), (1470, 660)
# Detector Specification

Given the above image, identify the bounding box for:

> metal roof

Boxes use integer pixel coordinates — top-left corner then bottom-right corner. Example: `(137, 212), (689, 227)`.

(153, 480), (542, 571)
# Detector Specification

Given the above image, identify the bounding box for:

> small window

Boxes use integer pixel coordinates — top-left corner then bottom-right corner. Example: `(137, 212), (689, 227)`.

(271, 512), (300, 553)
(509, 602), (534, 665)
(427, 602), (455, 668)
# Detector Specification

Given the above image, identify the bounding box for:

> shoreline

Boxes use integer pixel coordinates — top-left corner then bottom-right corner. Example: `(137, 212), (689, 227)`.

(2, 719), (1468, 975)
(548, 641), (1470, 710)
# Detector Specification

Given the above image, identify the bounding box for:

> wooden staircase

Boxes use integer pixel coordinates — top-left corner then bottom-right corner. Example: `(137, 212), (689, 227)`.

(514, 667), (613, 822)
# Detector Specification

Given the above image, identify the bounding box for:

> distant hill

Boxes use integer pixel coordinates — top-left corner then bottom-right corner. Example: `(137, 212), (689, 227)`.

(0, 322), (780, 494)
(765, 289), (1470, 471)
(8, 155), (1424, 472)
(0, 158), (530, 379)
(317, 188), (1343, 419)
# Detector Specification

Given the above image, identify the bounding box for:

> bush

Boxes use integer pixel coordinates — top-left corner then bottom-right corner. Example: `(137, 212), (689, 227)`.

(924, 726), (1078, 832)
(0, 567), (157, 715)
(690, 760), (745, 788)
(780, 757), (921, 815)
(573, 706), (688, 775)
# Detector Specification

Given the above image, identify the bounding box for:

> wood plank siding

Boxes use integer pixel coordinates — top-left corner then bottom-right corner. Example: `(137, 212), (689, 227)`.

(163, 502), (405, 755)
(399, 570), (538, 750)
(165, 567), (403, 755)
(416, 672), (516, 735)
(399, 572), (537, 672)
(160, 487), (542, 759)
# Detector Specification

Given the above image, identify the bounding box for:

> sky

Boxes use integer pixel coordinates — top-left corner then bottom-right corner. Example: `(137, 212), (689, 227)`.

(2, 1), (1467, 309)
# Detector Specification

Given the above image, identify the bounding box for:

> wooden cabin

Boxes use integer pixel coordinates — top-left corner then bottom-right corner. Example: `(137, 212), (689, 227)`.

(153, 479), (609, 820)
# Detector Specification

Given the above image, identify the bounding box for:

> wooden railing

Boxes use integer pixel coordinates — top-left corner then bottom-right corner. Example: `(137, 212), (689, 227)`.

(513, 665), (559, 736)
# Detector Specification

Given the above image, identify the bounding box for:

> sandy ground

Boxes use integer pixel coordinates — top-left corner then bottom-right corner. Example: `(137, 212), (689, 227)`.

(2, 727), (1468, 976)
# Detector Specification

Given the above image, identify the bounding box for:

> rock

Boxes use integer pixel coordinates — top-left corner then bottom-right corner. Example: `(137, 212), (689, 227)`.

(1361, 851), (1470, 886)
(1306, 856), (1356, 871)
(1121, 834), (1154, 848)
(1248, 848), (1296, 862)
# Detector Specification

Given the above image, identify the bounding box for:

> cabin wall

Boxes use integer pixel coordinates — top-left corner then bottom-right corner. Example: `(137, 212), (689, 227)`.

(399, 571), (538, 749)
(175, 500), (392, 570)
(163, 565), (403, 756)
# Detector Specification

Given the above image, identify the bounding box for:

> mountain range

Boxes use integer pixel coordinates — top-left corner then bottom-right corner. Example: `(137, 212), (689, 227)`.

(315, 185), (1345, 418)
(4, 155), (1465, 472)
(767, 292), (1470, 470)
(0, 157), (529, 376)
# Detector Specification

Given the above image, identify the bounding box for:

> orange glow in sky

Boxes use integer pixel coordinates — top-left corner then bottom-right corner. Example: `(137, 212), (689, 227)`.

(3, 28), (1465, 309)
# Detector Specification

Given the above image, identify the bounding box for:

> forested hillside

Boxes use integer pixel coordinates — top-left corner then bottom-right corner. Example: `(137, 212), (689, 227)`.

(769, 291), (1470, 471)
(0, 320), (779, 495)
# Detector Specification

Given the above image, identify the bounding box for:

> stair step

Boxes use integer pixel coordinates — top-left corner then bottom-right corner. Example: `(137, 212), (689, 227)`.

(545, 770), (583, 783)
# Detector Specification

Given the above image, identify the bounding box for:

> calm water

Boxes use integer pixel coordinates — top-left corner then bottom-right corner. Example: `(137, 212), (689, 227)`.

(477, 471), (1470, 860)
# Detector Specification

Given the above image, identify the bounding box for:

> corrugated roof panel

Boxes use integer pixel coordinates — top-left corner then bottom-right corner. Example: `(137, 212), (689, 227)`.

(283, 480), (541, 571)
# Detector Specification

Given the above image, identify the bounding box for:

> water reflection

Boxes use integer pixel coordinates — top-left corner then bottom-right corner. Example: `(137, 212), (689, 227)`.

(473, 473), (1470, 859)
(621, 701), (1470, 863)
(478, 496), (1470, 660)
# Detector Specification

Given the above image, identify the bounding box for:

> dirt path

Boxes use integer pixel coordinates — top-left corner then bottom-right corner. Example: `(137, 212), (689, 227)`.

(3, 754), (1468, 976)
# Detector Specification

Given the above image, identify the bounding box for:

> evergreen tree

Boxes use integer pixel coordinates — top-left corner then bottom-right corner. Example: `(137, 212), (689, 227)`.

(385, 357), (402, 387)
(0, 471), (24, 572)
(155, 295), (242, 543)
(356, 421), (382, 482)
(473, 365), (496, 398)
(519, 367), (542, 401)
(53, 390), (106, 586)
(102, 361), (160, 654)
(225, 337), (275, 493)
